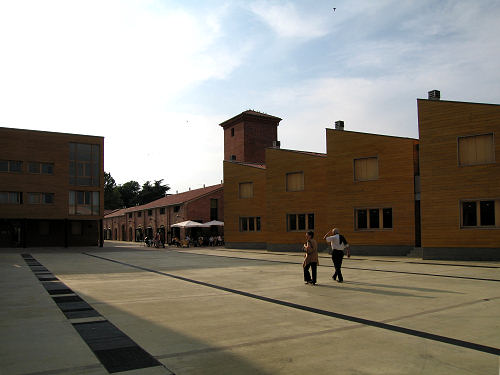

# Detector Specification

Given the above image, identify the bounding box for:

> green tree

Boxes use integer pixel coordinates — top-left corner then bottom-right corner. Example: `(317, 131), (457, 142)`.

(118, 180), (141, 207)
(138, 179), (170, 205)
(104, 172), (122, 210)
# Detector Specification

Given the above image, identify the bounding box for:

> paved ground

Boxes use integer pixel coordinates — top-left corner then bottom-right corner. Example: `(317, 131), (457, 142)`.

(1, 242), (499, 375)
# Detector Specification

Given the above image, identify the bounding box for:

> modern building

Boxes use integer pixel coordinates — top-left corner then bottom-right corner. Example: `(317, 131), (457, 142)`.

(418, 94), (500, 260)
(222, 93), (500, 260)
(0, 127), (104, 247)
(103, 184), (223, 244)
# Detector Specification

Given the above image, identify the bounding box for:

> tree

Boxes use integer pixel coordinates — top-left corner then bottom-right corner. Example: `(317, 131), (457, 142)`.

(104, 172), (122, 210)
(137, 179), (170, 205)
(118, 180), (141, 207)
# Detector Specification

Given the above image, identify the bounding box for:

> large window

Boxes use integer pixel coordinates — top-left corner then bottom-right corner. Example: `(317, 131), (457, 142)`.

(28, 193), (54, 204)
(286, 172), (304, 192)
(354, 157), (378, 181)
(239, 182), (253, 198)
(69, 143), (100, 186)
(69, 191), (99, 215)
(287, 213), (314, 231)
(0, 160), (23, 173)
(458, 134), (495, 166)
(355, 208), (392, 230)
(210, 199), (218, 221)
(239, 217), (261, 232)
(28, 162), (54, 174)
(461, 200), (498, 228)
(0, 192), (22, 204)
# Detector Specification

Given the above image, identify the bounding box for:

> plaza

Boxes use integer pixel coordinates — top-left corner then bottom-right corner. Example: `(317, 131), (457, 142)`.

(1, 242), (499, 374)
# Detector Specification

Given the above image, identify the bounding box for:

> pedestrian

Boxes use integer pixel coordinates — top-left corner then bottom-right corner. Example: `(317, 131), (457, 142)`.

(303, 230), (318, 285)
(323, 228), (350, 283)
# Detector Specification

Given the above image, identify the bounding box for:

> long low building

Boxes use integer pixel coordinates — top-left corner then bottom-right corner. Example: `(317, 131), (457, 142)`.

(103, 184), (223, 244)
(222, 92), (500, 260)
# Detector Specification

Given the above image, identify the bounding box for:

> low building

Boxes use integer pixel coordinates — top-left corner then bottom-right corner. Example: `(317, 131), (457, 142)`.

(0, 127), (104, 247)
(103, 184), (224, 244)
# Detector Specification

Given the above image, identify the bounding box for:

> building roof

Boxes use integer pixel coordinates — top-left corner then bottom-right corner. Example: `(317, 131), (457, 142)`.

(224, 160), (267, 169)
(219, 110), (282, 128)
(105, 184), (223, 218)
(268, 147), (327, 158)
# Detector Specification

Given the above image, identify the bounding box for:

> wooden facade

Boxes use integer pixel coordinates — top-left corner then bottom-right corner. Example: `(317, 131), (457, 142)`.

(418, 99), (500, 259)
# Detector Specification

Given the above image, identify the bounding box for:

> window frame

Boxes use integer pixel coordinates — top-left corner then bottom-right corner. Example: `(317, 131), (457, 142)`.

(286, 213), (315, 232)
(239, 216), (261, 232)
(354, 207), (393, 231)
(460, 199), (499, 229)
(238, 182), (254, 199)
(457, 133), (496, 167)
(286, 171), (304, 192)
(353, 157), (379, 182)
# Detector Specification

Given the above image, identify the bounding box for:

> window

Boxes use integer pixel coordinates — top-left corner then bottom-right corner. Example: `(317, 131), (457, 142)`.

(0, 192), (22, 204)
(137, 211), (142, 217)
(286, 172), (304, 192)
(128, 213), (132, 218)
(231, 128), (234, 137)
(461, 200), (498, 227)
(287, 213), (314, 231)
(29, 162), (40, 174)
(210, 199), (218, 221)
(355, 208), (392, 230)
(173, 205), (180, 213)
(239, 217), (261, 232)
(69, 191), (99, 215)
(69, 143), (100, 186)
(148, 209), (152, 216)
(458, 134), (495, 166)
(231, 155), (236, 161)
(28, 162), (53, 174)
(159, 207), (165, 215)
(41, 163), (54, 174)
(354, 157), (378, 181)
(0, 160), (23, 173)
(239, 182), (253, 199)
(28, 193), (54, 204)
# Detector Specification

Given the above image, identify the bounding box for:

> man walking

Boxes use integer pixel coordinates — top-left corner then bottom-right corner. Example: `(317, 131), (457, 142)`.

(324, 228), (350, 283)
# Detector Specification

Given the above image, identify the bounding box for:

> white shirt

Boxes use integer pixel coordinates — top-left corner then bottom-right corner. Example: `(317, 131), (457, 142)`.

(325, 234), (346, 250)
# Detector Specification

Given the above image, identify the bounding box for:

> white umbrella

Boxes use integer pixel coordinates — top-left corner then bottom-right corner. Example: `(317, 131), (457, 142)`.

(203, 220), (224, 226)
(171, 220), (209, 228)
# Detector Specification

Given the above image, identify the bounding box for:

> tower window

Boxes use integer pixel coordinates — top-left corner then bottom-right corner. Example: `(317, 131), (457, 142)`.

(231, 155), (236, 161)
(231, 128), (235, 137)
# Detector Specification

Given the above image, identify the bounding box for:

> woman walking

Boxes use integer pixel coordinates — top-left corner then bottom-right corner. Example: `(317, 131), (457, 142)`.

(303, 231), (318, 285)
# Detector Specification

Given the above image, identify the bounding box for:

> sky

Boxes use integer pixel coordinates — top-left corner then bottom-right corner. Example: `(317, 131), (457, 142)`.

(1, 0), (500, 194)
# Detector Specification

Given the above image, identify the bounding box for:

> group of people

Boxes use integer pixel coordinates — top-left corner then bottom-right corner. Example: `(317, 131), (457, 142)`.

(172, 235), (224, 247)
(303, 227), (350, 285)
(144, 232), (165, 248)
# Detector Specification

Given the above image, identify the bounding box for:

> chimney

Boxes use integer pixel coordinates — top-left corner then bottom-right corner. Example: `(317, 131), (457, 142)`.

(428, 90), (440, 101)
(272, 140), (281, 148)
(335, 120), (344, 130)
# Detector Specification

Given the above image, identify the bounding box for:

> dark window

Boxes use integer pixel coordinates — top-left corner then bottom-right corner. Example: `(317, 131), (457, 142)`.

(0, 192), (21, 204)
(369, 209), (380, 228)
(0, 160), (7, 172)
(308, 214), (314, 229)
(210, 199), (218, 221)
(231, 155), (236, 161)
(383, 208), (392, 228)
(148, 209), (152, 216)
(44, 193), (54, 204)
(137, 211), (142, 217)
(42, 163), (54, 174)
(357, 209), (367, 229)
(240, 217), (248, 231)
(9, 160), (23, 172)
(160, 207), (165, 215)
(29, 162), (40, 173)
(231, 128), (234, 137)
(289, 214), (297, 231)
(128, 213), (132, 218)
(480, 201), (495, 226)
(462, 202), (477, 227)
(256, 217), (261, 231)
(249, 217), (255, 231)
(298, 214), (306, 230)
(174, 205), (180, 213)
(69, 143), (100, 186)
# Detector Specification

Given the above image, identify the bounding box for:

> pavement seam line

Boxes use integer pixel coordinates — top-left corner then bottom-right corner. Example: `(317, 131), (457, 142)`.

(83, 252), (500, 357)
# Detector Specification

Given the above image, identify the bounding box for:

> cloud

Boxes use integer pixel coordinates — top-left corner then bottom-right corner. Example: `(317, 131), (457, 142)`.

(249, 2), (331, 40)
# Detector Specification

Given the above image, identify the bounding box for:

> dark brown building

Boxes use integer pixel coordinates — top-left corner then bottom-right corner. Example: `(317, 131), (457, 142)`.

(0, 127), (104, 247)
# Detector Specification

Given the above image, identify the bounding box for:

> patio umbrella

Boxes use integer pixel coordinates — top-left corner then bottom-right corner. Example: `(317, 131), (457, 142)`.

(203, 220), (224, 226)
(171, 220), (210, 228)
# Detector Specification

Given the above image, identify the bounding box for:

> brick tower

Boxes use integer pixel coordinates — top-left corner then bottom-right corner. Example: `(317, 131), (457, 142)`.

(219, 110), (282, 164)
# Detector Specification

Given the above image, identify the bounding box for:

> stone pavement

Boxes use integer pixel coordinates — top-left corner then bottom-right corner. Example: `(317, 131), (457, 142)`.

(1, 242), (499, 374)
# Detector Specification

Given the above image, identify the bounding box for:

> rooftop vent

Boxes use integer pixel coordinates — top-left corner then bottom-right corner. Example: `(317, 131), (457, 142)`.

(428, 90), (440, 101)
(272, 140), (281, 148)
(335, 120), (344, 130)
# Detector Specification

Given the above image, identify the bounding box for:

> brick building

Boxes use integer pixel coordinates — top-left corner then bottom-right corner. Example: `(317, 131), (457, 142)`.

(0, 127), (104, 247)
(103, 184), (223, 244)
(222, 93), (500, 260)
